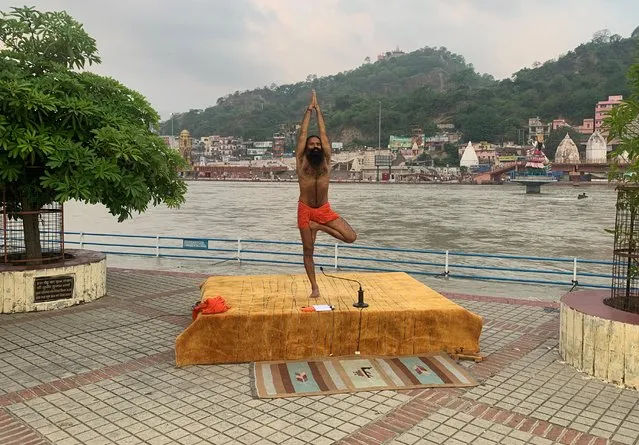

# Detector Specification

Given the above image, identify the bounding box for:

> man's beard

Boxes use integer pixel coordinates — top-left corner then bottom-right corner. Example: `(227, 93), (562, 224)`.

(306, 149), (324, 167)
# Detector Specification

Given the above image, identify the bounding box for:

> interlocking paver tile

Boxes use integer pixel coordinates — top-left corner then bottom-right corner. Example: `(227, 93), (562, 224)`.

(2, 270), (639, 445)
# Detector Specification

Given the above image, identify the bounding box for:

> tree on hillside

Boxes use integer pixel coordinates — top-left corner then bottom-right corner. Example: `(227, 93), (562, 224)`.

(0, 6), (187, 263)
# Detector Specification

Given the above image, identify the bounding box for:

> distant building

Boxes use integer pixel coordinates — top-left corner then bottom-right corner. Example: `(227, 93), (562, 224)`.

(551, 118), (569, 131)
(528, 117), (551, 143)
(475, 143), (497, 165)
(425, 124), (460, 150)
(272, 133), (286, 157)
(388, 136), (412, 150)
(554, 134), (580, 164)
(576, 118), (594, 135)
(363, 149), (393, 169)
(377, 46), (405, 61)
(460, 141), (479, 168)
(411, 126), (424, 148)
(585, 131), (607, 164)
(178, 130), (192, 166)
(551, 117), (594, 136)
(595, 95), (623, 133)
(246, 147), (269, 159)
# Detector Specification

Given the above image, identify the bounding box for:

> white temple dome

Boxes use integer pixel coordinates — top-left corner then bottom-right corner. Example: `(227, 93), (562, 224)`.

(460, 141), (479, 168)
(555, 134), (580, 164)
(585, 130), (607, 164)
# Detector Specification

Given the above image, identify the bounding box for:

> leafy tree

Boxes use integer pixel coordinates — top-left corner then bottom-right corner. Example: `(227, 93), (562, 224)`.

(0, 6), (187, 263)
(606, 51), (639, 181)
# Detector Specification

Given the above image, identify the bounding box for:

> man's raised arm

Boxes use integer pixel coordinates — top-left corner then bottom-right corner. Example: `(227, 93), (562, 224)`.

(314, 92), (331, 160)
(295, 93), (315, 165)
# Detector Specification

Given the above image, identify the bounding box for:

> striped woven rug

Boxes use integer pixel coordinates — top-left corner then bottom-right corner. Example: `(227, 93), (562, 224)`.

(251, 353), (478, 398)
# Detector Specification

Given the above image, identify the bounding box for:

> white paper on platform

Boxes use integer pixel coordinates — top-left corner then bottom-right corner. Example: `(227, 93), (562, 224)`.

(313, 305), (333, 311)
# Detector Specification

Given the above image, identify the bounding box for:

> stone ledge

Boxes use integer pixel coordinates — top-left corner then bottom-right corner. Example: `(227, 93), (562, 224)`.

(560, 290), (639, 389)
(0, 249), (106, 313)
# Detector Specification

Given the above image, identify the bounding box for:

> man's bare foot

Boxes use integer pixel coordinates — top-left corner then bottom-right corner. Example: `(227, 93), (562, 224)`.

(309, 288), (320, 298)
(309, 220), (319, 233)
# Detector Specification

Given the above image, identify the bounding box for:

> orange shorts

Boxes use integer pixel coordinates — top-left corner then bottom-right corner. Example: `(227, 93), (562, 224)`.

(297, 201), (340, 229)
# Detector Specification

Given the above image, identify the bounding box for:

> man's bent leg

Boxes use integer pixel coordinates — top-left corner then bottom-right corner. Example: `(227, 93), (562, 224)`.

(299, 227), (320, 297)
(310, 218), (357, 244)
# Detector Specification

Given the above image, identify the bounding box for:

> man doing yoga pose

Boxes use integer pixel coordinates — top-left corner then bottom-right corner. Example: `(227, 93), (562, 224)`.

(296, 90), (357, 298)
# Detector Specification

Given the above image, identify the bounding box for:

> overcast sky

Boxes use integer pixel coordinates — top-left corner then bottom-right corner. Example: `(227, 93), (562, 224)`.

(2, 1), (637, 119)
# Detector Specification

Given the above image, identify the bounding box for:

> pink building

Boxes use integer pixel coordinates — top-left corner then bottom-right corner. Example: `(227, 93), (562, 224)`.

(595, 95), (623, 132)
(576, 118), (594, 135)
(551, 118), (594, 135)
(552, 118), (569, 130)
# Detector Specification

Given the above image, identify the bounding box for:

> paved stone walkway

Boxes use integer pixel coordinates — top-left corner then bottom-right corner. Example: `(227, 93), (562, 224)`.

(0, 268), (637, 445)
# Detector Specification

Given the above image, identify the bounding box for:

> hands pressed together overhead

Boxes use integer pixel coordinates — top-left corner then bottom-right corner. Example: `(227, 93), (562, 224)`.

(307, 89), (320, 112)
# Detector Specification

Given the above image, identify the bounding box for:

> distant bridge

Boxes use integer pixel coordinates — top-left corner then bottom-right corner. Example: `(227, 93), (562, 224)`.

(489, 162), (525, 180)
(473, 161), (622, 184)
(551, 163), (621, 174)
(472, 162), (524, 184)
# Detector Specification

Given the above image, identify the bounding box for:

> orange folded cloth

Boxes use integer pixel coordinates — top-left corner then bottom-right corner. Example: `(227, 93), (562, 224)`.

(192, 296), (231, 320)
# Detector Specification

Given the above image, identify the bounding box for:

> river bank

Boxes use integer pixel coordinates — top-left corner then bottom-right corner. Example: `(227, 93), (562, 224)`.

(183, 177), (617, 187)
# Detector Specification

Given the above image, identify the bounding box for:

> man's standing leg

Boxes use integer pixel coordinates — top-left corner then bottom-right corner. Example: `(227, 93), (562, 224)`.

(299, 227), (320, 298)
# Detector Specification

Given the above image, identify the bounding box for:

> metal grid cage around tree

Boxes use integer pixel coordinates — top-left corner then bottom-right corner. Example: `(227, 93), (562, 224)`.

(607, 185), (639, 314)
(1, 188), (65, 265)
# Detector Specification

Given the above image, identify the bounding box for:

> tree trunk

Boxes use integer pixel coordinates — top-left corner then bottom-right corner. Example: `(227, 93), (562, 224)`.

(21, 197), (42, 265)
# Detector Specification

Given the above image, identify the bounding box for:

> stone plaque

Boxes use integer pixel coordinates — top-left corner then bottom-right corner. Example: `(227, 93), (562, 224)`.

(34, 275), (75, 302)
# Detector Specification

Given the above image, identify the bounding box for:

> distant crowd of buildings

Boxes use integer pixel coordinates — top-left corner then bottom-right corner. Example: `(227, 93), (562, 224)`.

(528, 95), (623, 141)
(161, 94), (625, 183)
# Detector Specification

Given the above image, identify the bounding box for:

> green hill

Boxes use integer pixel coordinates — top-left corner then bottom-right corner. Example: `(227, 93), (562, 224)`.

(160, 32), (638, 147)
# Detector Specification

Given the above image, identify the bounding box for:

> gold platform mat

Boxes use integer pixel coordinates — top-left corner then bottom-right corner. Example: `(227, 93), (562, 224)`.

(175, 272), (483, 367)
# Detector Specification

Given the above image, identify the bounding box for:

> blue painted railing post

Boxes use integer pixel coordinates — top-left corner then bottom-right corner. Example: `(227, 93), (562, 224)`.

(445, 250), (449, 277)
(156, 236), (160, 257)
(80, 232), (84, 249)
(334, 244), (339, 270)
(237, 238), (242, 263)
(573, 258), (578, 285)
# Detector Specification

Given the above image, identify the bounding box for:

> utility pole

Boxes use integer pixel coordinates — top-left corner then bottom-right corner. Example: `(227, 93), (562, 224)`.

(378, 100), (381, 149)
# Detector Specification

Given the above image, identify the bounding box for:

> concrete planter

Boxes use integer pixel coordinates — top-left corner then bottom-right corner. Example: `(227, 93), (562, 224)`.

(0, 249), (106, 313)
(560, 290), (639, 389)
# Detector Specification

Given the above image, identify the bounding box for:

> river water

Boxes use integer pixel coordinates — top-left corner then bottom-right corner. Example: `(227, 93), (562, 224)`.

(64, 181), (617, 298)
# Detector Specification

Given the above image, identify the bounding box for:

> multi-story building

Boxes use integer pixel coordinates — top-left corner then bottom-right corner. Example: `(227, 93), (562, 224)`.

(272, 133), (286, 157)
(595, 95), (623, 132)
(528, 117), (551, 142)
(475, 145), (497, 165)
